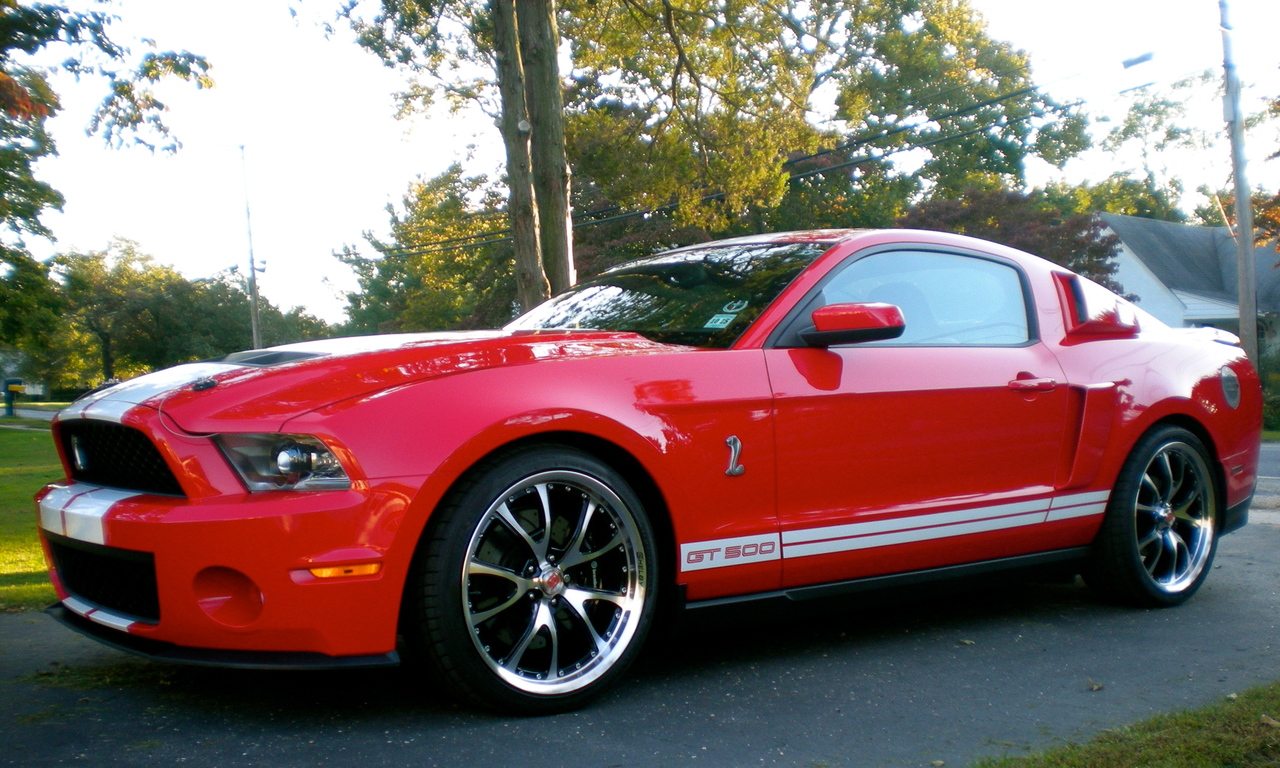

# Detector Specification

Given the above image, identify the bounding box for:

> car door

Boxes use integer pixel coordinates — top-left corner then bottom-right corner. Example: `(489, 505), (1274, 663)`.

(763, 247), (1074, 589)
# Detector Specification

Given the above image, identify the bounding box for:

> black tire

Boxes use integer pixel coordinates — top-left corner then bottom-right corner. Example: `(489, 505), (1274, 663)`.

(404, 445), (658, 714)
(1083, 425), (1219, 607)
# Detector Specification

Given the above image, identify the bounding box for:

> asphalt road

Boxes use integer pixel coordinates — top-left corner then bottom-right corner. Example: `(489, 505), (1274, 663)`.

(3, 497), (1279, 768)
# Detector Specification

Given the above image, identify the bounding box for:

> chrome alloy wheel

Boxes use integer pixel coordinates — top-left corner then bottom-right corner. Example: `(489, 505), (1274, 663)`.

(461, 470), (647, 695)
(1132, 441), (1216, 594)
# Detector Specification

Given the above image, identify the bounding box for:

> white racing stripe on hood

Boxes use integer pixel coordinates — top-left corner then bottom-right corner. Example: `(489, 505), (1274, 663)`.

(60, 362), (243, 422)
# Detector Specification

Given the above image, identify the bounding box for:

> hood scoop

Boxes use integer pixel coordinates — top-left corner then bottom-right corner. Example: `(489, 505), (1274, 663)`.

(210, 349), (328, 367)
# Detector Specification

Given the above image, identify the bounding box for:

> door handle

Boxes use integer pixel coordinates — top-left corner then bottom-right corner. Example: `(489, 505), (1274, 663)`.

(1008, 376), (1057, 392)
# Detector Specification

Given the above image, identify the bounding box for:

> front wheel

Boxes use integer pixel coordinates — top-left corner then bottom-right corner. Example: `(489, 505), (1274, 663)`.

(405, 446), (657, 714)
(1084, 426), (1219, 607)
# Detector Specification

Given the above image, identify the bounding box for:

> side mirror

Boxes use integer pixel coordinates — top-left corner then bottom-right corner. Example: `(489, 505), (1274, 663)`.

(799, 302), (906, 347)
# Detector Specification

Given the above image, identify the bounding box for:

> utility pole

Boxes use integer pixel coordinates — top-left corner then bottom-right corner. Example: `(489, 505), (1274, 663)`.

(240, 145), (263, 350)
(1220, 0), (1257, 362)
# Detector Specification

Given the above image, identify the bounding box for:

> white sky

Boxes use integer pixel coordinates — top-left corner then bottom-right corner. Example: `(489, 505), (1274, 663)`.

(26, 0), (1280, 325)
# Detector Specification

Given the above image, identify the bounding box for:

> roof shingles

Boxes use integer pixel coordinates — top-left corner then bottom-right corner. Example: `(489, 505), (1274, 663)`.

(1100, 213), (1280, 313)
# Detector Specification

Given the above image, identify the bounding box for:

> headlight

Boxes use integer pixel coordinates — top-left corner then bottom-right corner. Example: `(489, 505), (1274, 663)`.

(215, 434), (351, 492)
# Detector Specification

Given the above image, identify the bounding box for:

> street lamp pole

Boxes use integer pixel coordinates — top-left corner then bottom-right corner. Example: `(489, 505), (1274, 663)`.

(1220, 0), (1257, 362)
(240, 145), (263, 350)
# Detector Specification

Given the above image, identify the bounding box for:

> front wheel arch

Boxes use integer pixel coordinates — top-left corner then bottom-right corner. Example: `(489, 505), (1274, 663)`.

(1084, 423), (1221, 607)
(400, 438), (670, 713)
(403, 431), (679, 624)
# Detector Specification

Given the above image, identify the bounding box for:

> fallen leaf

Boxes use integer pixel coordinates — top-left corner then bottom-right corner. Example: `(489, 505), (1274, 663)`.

(1088, 679), (1104, 692)
(930, 761), (945, 767)
(1262, 715), (1280, 728)
(958, 639), (975, 646)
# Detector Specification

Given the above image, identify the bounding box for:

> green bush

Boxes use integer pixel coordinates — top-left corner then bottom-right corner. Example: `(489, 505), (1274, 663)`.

(1257, 353), (1280, 430)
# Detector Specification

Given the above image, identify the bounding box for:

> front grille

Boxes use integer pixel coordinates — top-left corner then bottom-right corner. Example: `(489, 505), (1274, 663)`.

(46, 532), (160, 623)
(59, 420), (184, 496)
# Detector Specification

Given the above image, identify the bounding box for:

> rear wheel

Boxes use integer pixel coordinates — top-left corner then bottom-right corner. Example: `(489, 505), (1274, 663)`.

(405, 445), (657, 714)
(1084, 426), (1218, 607)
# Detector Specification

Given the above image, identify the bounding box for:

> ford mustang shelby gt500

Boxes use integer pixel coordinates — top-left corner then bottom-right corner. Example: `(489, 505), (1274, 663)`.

(36, 229), (1260, 713)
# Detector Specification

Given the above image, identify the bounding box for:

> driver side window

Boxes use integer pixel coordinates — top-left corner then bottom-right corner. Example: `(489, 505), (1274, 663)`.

(821, 250), (1031, 346)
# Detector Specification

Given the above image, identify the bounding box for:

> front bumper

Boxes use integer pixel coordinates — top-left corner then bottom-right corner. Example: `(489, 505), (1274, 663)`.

(47, 604), (399, 669)
(36, 479), (417, 661)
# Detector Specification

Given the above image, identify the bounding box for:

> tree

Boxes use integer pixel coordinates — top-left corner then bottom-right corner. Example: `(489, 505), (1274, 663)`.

(564, 0), (1086, 221)
(0, 1), (212, 381)
(1193, 188), (1280, 247)
(897, 187), (1123, 293)
(340, 165), (518, 333)
(347, 0), (571, 311)
(56, 240), (188, 380)
(0, 1), (212, 235)
(55, 240), (331, 382)
(0, 248), (59, 352)
(342, 0), (1085, 313)
(1042, 177), (1185, 223)
(1082, 72), (1277, 226)
(1096, 79), (1204, 204)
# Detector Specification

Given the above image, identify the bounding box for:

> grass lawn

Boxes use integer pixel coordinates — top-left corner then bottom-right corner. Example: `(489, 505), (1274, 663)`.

(0, 425), (60, 611)
(974, 683), (1280, 767)
(13, 401), (70, 412)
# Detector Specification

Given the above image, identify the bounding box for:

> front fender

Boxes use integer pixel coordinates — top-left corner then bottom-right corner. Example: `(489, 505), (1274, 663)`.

(283, 348), (782, 601)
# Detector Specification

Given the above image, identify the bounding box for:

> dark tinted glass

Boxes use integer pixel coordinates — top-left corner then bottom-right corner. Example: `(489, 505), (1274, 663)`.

(508, 242), (828, 347)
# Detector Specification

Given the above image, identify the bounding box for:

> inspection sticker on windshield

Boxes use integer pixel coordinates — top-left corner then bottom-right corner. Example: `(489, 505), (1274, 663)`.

(704, 314), (736, 329)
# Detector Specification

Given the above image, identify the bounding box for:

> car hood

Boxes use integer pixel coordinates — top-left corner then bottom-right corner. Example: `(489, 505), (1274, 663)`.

(60, 330), (673, 434)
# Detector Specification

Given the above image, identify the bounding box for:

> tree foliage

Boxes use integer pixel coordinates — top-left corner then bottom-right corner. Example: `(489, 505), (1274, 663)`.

(9, 240), (331, 388)
(0, 0), (214, 385)
(1194, 189), (1280, 247)
(0, 247), (59, 356)
(1041, 176), (1185, 223)
(340, 0), (1088, 321)
(341, 165), (518, 333)
(346, 0), (571, 311)
(897, 187), (1123, 293)
(0, 0), (213, 249)
(564, 0), (1086, 225)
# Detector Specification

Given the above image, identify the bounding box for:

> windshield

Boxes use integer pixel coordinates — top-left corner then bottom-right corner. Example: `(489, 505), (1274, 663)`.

(507, 241), (829, 348)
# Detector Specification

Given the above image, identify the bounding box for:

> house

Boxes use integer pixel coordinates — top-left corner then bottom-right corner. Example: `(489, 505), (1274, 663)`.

(1100, 212), (1280, 349)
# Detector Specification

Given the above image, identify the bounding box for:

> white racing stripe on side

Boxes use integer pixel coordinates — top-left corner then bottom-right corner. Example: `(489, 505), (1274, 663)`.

(39, 483), (141, 545)
(782, 498), (1052, 546)
(1045, 490), (1111, 522)
(679, 487), (1115, 570)
(783, 509), (1047, 559)
(1046, 502), (1109, 522)
(1053, 490), (1111, 506)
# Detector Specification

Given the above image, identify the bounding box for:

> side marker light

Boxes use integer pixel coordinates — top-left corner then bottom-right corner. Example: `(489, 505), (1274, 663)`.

(308, 563), (382, 579)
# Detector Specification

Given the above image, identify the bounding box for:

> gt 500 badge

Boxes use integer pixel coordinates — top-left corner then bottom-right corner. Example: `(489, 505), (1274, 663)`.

(680, 533), (781, 572)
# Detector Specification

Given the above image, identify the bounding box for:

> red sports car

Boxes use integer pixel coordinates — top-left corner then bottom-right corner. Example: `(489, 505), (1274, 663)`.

(36, 229), (1261, 713)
